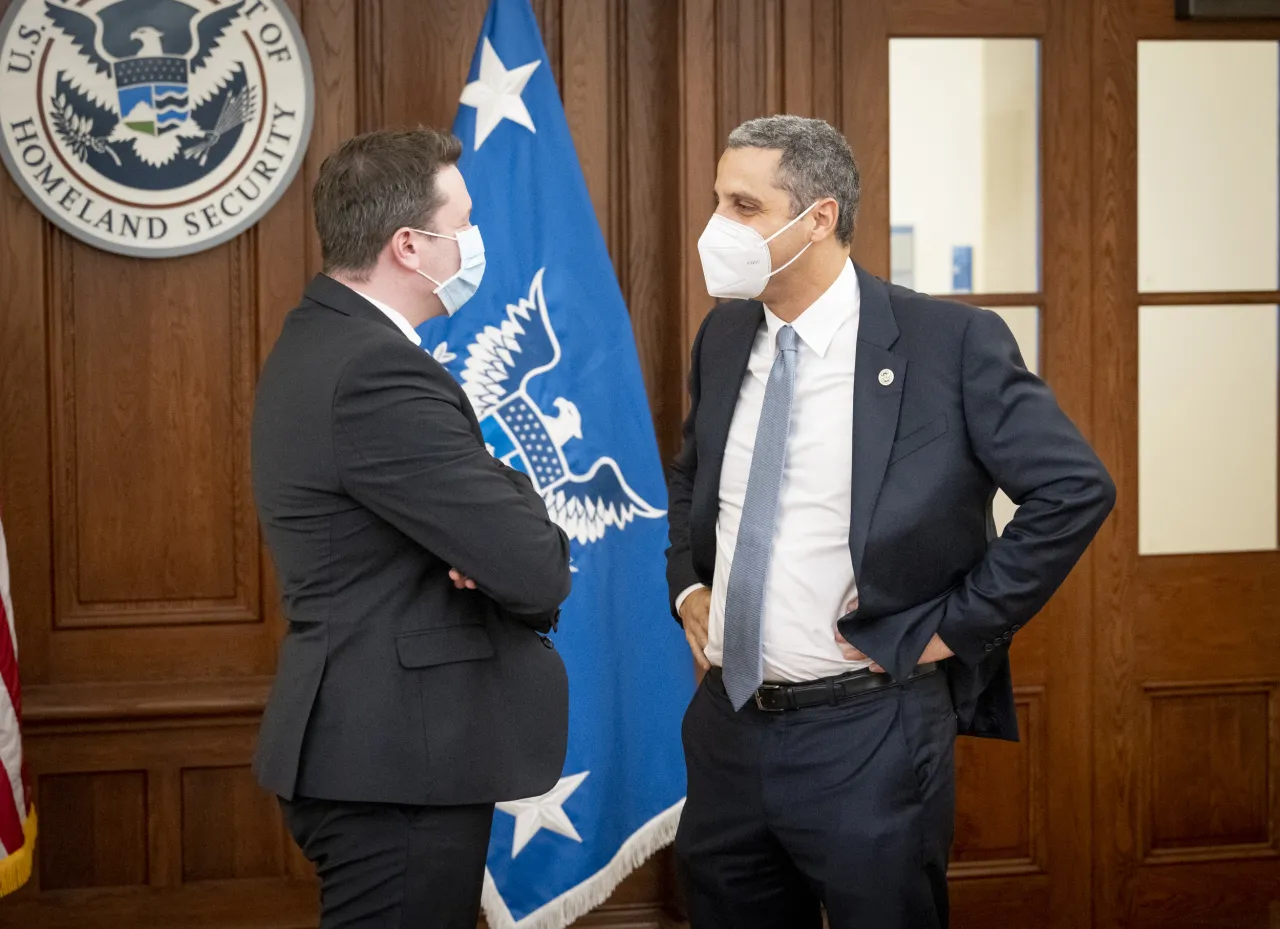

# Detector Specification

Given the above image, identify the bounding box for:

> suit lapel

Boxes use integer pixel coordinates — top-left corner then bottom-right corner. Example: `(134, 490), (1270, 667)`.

(849, 267), (904, 580)
(696, 302), (763, 545)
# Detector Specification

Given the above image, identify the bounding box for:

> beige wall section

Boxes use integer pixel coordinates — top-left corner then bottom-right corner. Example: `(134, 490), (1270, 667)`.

(981, 42), (1039, 294)
(889, 39), (1038, 295)
(1139, 304), (1279, 555)
(1138, 42), (1279, 293)
(1137, 41), (1279, 555)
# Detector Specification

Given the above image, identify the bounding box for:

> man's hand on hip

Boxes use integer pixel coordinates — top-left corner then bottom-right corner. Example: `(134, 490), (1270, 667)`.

(679, 587), (713, 672)
(834, 597), (955, 673)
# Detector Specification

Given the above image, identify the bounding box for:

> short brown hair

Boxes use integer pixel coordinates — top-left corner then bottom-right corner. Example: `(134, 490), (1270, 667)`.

(728, 115), (860, 246)
(312, 128), (463, 279)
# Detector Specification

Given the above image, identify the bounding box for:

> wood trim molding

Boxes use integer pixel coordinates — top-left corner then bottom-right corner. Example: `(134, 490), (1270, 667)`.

(24, 679), (273, 726)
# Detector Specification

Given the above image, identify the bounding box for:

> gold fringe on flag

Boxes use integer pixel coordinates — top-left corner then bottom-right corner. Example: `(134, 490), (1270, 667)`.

(0, 806), (36, 898)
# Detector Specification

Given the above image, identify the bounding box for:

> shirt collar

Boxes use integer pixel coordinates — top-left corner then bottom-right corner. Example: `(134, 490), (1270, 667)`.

(763, 258), (859, 358)
(353, 290), (422, 346)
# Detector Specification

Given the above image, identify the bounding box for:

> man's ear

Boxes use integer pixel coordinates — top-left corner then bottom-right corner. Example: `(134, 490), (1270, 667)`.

(811, 198), (840, 242)
(387, 228), (421, 271)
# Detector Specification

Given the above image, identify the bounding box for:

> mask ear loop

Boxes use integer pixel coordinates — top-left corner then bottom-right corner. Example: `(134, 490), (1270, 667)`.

(761, 201), (820, 278)
(410, 228), (452, 290)
(767, 240), (814, 278)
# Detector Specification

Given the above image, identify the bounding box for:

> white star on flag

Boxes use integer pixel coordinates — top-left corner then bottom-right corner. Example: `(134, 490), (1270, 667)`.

(459, 37), (541, 151)
(496, 770), (589, 857)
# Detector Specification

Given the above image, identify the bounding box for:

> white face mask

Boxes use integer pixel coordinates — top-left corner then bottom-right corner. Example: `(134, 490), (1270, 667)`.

(697, 201), (818, 300)
(413, 225), (486, 315)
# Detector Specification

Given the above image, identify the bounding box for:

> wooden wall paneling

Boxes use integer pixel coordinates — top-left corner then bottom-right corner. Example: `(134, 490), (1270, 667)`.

(147, 765), (182, 889)
(678, 0), (718, 370)
(378, 0), (486, 131)
(1083, 0), (1149, 920)
(10, 701), (319, 927)
(887, 0), (1048, 37)
(531, 0), (562, 91)
(950, 691), (1047, 875)
(181, 765), (286, 882)
(780, 0), (842, 124)
(562, 0), (613, 257)
(0, 110), (52, 685)
(810, 0), (841, 127)
(781, 0), (815, 116)
(36, 770), (149, 891)
(1144, 683), (1275, 858)
(620, 0), (684, 462)
(49, 235), (256, 627)
(1134, 556), (1280, 680)
(356, 0), (384, 134)
(839, 0), (888, 276)
(779, 0), (842, 122)
(715, 0), (783, 146)
(1040, 0), (1096, 926)
(301, 0), (358, 279)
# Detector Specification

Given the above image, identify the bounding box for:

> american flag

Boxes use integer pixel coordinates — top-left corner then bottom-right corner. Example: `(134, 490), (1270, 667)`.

(0, 511), (34, 897)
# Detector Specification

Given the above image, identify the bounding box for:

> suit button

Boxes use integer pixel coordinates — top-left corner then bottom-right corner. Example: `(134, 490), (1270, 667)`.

(1012, 624), (1021, 632)
(540, 636), (555, 649)
(984, 643), (994, 652)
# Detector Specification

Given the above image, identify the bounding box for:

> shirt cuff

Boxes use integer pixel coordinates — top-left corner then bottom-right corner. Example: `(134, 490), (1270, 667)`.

(674, 584), (708, 616)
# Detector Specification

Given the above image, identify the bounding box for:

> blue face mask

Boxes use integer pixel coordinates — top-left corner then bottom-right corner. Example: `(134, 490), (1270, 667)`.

(412, 225), (486, 315)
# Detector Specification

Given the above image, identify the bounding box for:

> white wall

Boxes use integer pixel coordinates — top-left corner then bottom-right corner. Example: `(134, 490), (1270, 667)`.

(890, 39), (986, 295)
(1136, 41), (1279, 555)
(1138, 42), (1279, 293)
(889, 39), (1038, 295)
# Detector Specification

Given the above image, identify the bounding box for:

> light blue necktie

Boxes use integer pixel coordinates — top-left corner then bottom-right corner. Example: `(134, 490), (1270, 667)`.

(721, 324), (799, 710)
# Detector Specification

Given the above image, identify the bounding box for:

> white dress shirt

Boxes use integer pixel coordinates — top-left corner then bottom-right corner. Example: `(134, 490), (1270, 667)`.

(682, 258), (864, 682)
(354, 290), (422, 346)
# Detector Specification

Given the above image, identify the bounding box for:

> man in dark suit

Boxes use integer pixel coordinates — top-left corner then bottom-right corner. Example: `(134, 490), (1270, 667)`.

(666, 115), (1115, 928)
(251, 128), (572, 929)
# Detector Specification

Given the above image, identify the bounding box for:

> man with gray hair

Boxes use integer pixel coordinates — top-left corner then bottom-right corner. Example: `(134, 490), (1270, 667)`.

(666, 115), (1113, 927)
(252, 128), (571, 927)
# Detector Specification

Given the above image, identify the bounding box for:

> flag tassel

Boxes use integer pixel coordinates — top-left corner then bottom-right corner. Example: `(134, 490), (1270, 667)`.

(0, 806), (36, 898)
(482, 801), (683, 929)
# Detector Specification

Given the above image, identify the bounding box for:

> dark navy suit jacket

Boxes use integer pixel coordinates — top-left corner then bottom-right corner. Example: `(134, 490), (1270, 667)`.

(666, 265), (1115, 739)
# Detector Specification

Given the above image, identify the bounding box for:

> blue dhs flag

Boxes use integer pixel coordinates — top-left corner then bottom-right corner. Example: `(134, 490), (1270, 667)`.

(418, 1), (691, 926)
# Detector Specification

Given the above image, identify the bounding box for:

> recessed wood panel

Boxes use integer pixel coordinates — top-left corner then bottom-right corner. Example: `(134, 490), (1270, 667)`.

(50, 234), (258, 628)
(37, 771), (148, 890)
(182, 766), (285, 882)
(1147, 687), (1273, 856)
(951, 693), (1044, 874)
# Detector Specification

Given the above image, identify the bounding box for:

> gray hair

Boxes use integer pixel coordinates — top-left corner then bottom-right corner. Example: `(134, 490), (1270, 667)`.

(312, 127), (463, 279)
(727, 115), (860, 246)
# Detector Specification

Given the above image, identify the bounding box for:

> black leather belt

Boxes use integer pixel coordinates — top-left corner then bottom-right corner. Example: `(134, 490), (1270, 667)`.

(712, 662), (939, 712)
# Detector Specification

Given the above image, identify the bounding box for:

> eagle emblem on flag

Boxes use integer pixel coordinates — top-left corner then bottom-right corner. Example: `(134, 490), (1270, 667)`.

(441, 268), (665, 548)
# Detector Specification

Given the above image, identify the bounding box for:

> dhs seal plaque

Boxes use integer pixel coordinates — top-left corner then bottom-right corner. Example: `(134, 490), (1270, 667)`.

(0, 0), (314, 258)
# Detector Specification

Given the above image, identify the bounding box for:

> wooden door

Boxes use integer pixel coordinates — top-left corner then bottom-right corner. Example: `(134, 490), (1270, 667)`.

(1093, 2), (1280, 926)
(813, 3), (1095, 928)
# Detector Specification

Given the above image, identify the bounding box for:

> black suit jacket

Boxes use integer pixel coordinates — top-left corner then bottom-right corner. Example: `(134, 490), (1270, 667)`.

(251, 274), (572, 804)
(666, 265), (1115, 739)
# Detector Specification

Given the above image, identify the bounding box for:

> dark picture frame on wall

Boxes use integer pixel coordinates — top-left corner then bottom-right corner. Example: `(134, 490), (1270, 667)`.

(1177, 0), (1280, 17)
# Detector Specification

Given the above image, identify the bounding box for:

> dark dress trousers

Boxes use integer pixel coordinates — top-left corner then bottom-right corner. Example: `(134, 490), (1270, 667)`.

(251, 274), (572, 928)
(666, 265), (1115, 928)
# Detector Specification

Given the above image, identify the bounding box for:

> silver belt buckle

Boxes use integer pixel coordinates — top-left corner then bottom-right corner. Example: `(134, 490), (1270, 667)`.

(753, 683), (782, 712)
